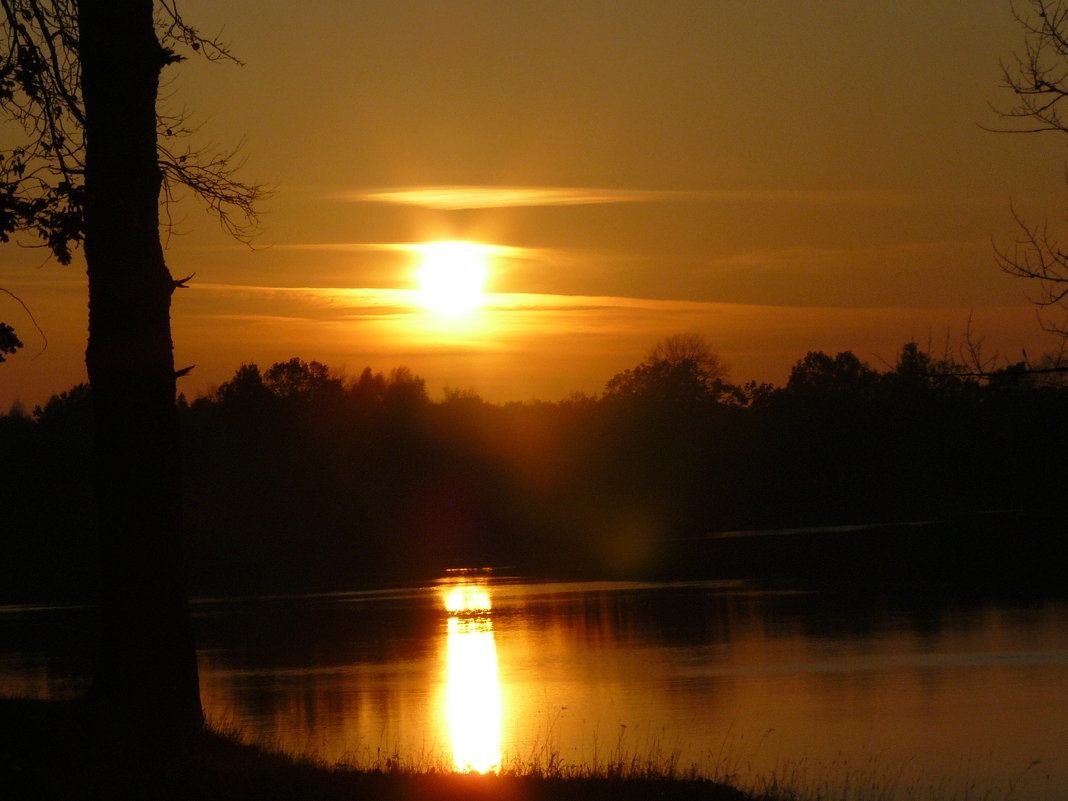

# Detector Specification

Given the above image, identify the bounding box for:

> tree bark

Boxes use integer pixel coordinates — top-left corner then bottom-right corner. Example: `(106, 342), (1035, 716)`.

(78, 0), (203, 736)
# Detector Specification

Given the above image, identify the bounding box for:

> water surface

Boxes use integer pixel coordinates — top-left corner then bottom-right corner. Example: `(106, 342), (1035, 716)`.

(2, 577), (1066, 800)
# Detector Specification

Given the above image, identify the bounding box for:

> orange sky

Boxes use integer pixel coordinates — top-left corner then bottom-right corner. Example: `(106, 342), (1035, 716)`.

(2, 1), (1066, 408)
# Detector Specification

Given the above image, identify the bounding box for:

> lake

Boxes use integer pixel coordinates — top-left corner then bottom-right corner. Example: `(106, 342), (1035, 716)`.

(2, 574), (1066, 800)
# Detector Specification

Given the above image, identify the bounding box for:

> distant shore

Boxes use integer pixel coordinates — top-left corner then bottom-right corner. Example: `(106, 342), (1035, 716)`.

(671, 508), (1068, 592)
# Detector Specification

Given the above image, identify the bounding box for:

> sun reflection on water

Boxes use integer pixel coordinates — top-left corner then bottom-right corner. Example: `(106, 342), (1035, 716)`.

(442, 578), (502, 773)
(444, 584), (492, 614)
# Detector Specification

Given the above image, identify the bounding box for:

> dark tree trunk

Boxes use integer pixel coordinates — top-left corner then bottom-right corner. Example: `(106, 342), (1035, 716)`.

(78, 0), (203, 736)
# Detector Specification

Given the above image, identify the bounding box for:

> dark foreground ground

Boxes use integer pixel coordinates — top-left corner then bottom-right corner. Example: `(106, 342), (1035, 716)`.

(0, 698), (754, 801)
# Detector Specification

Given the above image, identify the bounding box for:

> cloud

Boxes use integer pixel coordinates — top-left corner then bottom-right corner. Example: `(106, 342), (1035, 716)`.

(332, 185), (939, 211)
(268, 243), (402, 252)
(270, 241), (544, 260)
(335, 186), (701, 210)
(184, 283), (721, 325)
(708, 239), (985, 269)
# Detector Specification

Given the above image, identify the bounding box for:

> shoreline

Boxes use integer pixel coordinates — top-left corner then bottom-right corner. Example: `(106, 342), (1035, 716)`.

(0, 696), (752, 801)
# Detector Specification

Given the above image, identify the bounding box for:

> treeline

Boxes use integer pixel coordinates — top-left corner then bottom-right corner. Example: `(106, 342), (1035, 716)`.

(3, 338), (1067, 600)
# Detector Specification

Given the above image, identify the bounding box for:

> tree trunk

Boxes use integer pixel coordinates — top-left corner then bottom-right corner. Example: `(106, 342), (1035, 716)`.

(78, 0), (203, 736)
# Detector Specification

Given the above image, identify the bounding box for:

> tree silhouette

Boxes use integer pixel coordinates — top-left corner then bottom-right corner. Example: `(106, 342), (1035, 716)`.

(994, 0), (1068, 336)
(263, 357), (343, 404)
(605, 332), (737, 407)
(0, 320), (21, 361)
(0, 1), (262, 736)
(647, 332), (727, 379)
(215, 362), (272, 406)
(785, 350), (880, 398)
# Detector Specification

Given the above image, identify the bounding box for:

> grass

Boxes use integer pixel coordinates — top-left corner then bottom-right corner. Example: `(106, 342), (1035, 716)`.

(0, 696), (752, 801)
(1, 697), (1048, 801)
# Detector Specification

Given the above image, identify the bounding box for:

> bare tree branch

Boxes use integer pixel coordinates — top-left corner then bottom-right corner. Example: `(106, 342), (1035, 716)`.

(0, 0), (266, 264)
(0, 283), (45, 356)
(992, 1), (1068, 337)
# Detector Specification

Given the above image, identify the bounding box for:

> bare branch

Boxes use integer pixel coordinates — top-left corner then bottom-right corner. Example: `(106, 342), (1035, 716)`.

(994, 206), (1068, 322)
(958, 312), (1002, 375)
(991, 5), (1068, 337)
(0, 1), (264, 262)
(0, 284), (46, 355)
(158, 140), (269, 242)
(155, 0), (241, 65)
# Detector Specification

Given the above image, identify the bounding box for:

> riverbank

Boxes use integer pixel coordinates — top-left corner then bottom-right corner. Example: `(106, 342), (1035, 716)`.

(0, 697), (754, 801)
(671, 508), (1068, 591)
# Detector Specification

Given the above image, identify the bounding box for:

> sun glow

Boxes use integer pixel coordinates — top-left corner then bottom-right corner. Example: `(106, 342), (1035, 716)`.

(415, 240), (490, 315)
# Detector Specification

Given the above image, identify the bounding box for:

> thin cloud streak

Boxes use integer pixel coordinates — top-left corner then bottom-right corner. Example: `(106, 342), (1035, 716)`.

(190, 283), (721, 321)
(185, 286), (1033, 335)
(708, 238), (988, 269)
(337, 186), (695, 210)
(335, 185), (943, 211)
(270, 241), (548, 261)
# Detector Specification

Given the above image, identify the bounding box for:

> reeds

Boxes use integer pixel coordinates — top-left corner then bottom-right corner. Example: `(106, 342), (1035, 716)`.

(0, 696), (1047, 801)
(275, 720), (1050, 801)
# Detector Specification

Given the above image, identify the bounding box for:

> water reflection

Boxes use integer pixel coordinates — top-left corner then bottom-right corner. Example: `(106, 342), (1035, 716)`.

(441, 577), (501, 772)
(3, 582), (1067, 799)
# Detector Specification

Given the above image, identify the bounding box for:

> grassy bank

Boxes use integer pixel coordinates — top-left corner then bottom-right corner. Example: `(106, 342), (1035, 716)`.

(0, 697), (754, 801)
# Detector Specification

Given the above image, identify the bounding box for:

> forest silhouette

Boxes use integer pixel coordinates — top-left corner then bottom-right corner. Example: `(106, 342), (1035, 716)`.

(4, 338), (1067, 603)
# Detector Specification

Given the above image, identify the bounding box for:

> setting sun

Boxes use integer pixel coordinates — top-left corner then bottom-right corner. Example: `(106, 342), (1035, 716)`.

(415, 241), (490, 315)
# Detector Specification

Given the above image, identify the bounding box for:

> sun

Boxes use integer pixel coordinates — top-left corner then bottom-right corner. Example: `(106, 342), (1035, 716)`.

(415, 241), (490, 315)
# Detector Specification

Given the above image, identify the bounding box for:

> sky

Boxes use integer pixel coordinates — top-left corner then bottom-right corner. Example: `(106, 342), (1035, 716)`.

(2, 0), (1067, 408)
